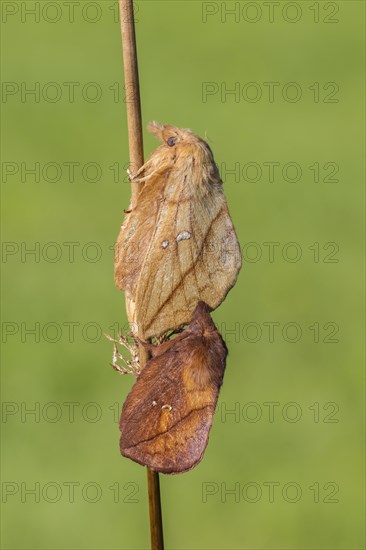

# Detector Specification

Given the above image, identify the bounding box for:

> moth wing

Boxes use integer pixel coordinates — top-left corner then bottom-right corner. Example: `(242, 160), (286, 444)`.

(120, 336), (223, 474)
(134, 170), (241, 338)
(114, 178), (163, 296)
(114, 145), (175, 295)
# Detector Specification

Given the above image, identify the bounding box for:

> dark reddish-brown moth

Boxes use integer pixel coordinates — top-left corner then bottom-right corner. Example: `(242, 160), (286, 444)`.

(119, 301), (227, 474)
(114, 122), (242, 340)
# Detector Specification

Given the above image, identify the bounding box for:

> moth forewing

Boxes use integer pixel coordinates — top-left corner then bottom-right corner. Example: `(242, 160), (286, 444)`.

(114, 122), (241, 339)
(119, 302), (228, 474)
(134, 186), (240, 339)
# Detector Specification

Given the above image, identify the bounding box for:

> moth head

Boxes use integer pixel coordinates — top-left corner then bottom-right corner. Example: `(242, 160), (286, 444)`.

(147, 121), (179, 146)
(146, 122), (221, 186)
(147, 121), (215, 157)
(189, 301), (216, 335)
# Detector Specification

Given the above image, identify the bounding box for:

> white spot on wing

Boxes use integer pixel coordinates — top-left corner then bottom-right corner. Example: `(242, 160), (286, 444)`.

(176, 231), (191, 242)
(162, 240), (169, 249)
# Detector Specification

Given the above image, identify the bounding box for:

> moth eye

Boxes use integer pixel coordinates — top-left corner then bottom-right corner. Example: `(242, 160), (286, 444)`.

(167, 137), (176, 147)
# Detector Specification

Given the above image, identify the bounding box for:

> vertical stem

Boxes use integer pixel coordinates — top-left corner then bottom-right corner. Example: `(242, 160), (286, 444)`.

(119, 1), (164, 549)
(147, 468), (165, 550)
(119, 0), (144, 207)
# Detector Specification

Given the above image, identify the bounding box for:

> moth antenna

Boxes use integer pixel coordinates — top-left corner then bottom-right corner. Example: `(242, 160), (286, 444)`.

(148, 120), (162, 129)
(147, 121), (165, 140)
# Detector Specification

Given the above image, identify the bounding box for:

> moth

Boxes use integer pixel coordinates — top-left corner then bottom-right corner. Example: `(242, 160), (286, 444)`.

(119, 301), (228, 474)
(114, 122), (242, 339)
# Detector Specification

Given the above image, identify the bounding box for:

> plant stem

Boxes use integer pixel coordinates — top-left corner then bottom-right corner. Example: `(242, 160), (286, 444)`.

(119, 0), (143, 207)
(119, 1), (165, 549)
(147, 468), (165, 550)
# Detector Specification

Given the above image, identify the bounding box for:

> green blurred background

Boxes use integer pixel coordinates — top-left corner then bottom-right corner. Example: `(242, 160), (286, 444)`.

(1, 1), (364, 548)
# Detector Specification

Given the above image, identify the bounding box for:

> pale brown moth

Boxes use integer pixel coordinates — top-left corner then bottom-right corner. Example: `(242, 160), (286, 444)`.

(114, 122), (241, 339)
(119, 302), (227, 474)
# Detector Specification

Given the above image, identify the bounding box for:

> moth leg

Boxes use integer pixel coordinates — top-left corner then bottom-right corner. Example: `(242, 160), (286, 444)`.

(129, 169), (160, 184)
(129, 154), (175, 183)
(127, 156), (155, 181)
(155, 326), (186, 344)
(135, 337), (155, 352)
